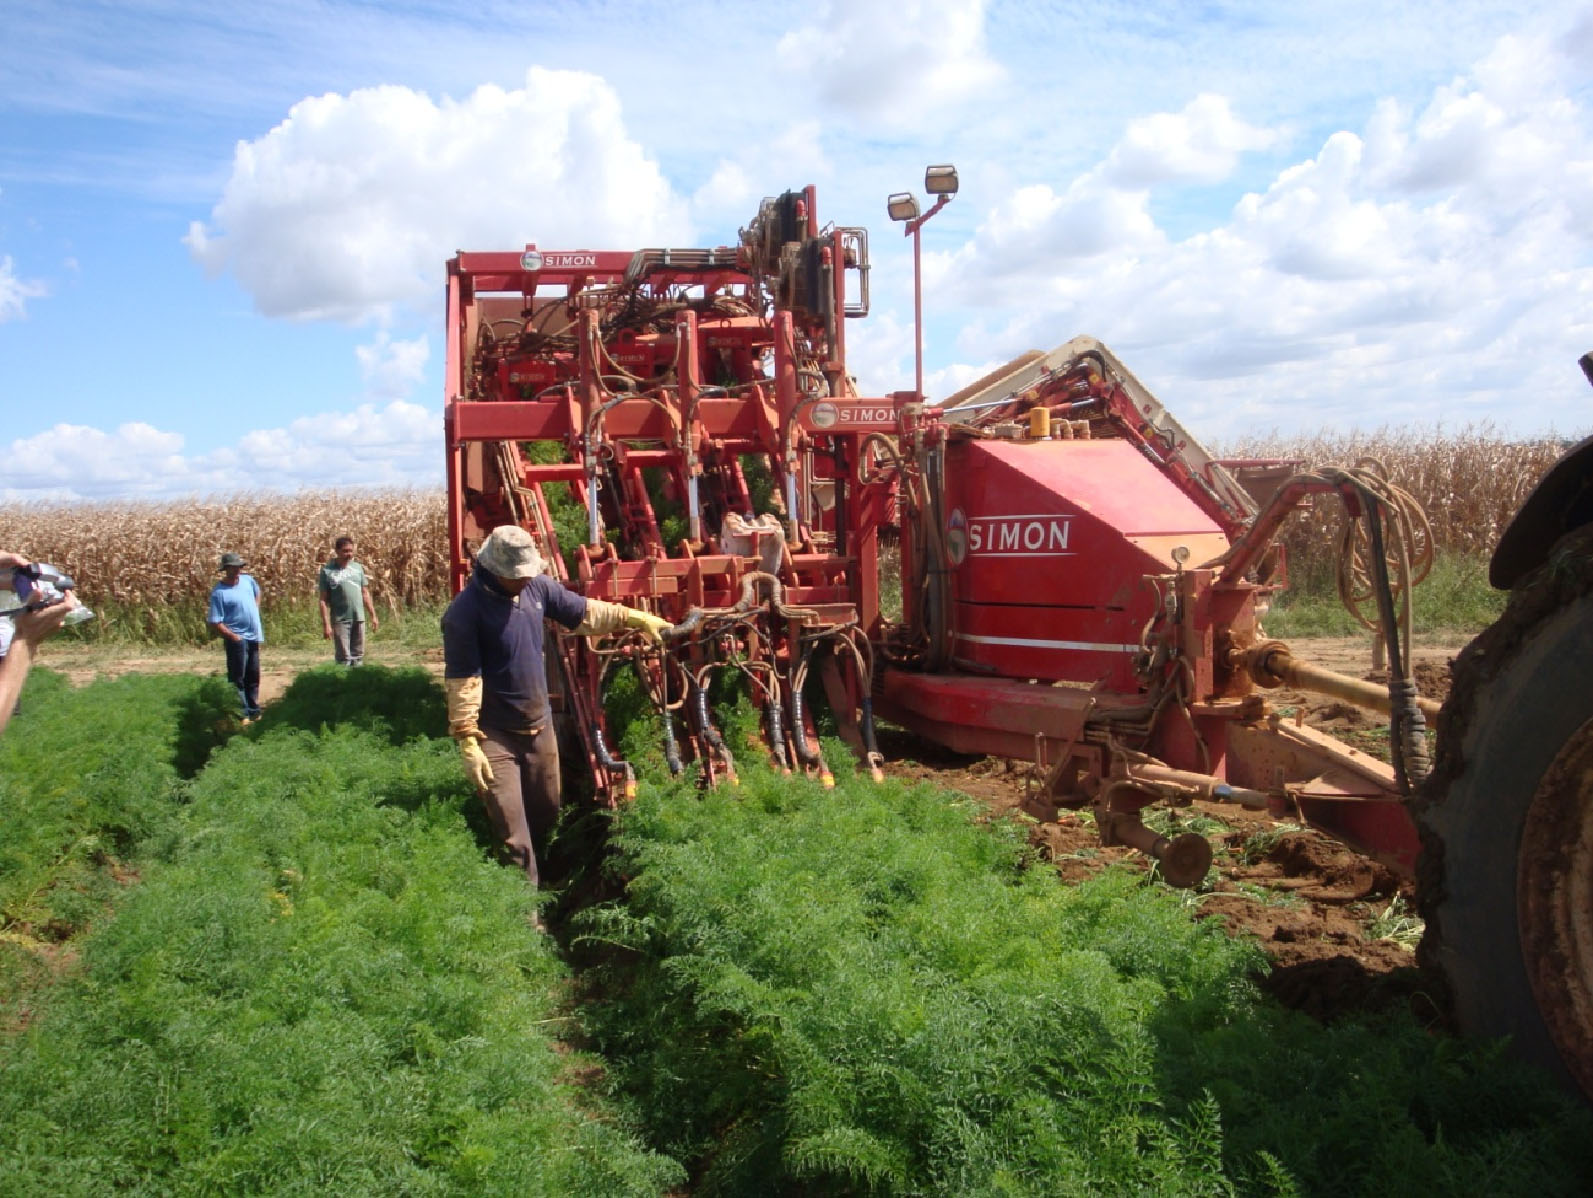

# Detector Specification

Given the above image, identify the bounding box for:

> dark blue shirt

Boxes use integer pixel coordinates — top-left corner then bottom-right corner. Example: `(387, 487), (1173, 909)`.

(441, 565), (587, 733)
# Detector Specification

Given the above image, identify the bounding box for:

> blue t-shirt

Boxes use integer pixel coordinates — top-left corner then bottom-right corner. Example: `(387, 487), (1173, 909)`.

(208, 574), (264, 643)
(441, 565), (586, 733)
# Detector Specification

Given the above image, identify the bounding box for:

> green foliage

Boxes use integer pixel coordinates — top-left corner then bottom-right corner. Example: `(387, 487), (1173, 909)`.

(0, 706), (681, 1195)
(1, 672), (199, 1013)
(581, 751), (1593, 1195)
(583, 764), (1268, 1194)
(8, 668), (1592, 1195)
(739, 453), (778, 517)
(261, 664), (448, 744)
(172, 677), (247, 777)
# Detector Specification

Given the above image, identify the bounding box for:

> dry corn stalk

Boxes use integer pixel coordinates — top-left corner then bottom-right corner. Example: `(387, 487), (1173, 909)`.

(0, 490), (449, 612)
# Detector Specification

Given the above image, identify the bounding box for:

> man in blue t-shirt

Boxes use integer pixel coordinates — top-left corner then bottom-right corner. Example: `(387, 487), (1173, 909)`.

(207, 551), (264, 722)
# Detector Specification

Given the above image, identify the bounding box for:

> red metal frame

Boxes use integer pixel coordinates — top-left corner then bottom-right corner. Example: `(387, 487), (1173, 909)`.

(443, 186), (1426, 881)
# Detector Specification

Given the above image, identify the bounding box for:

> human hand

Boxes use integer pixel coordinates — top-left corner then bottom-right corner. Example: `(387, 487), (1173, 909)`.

(458, 736), (495, 790)
(14, 593), (79, 645)
(370, 614), (380, 632)
(623, 608), (674, 643)
(322, 623), (333, 640)
(0, 551), (30, 572)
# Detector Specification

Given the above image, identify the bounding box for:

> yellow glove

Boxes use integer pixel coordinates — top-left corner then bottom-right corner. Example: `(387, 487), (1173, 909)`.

(576, 598), (673, 641)
(623, 609), (673, 643)
(459, 736), (495, 791)
(444, 676), (484, 740)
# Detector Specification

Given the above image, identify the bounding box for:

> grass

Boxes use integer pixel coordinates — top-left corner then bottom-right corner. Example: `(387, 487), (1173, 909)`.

(1264, 550), (1504, 638)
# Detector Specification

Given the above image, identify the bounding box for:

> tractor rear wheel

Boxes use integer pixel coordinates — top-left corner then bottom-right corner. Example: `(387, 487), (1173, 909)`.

(1417, 528), (1593, 1101)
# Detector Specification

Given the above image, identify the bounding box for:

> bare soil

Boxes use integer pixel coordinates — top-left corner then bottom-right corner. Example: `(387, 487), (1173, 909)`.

(40, 632), (1467, 1023)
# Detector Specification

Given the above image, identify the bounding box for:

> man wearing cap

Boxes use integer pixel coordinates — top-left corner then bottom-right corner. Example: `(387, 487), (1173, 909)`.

(441, 525), (671, 890)
(208, 552), (264, 723)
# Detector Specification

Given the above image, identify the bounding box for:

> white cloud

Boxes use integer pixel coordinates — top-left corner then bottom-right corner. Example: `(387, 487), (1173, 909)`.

(185, 69), (690, 322)
(0, 255), (47, 321)
(928, 25), (1593, 437)
(3, 422), (191, 500)
(1102, 94), (1280, 188)
(925, 177), (1165, 295)
(843, 310), (916, 397)
(845, 309), (1005, 405)
(776, 0), (1003, 125)
(232, 400), (437, 482)
(690, 122), (831, 227)
(0, 402), (441, 503)
(356, 331), (429, 400)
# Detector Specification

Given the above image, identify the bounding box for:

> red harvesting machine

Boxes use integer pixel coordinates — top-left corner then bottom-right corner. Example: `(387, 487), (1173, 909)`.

(444, 182), (1429, 879)
(444, 182), (1593, 1100)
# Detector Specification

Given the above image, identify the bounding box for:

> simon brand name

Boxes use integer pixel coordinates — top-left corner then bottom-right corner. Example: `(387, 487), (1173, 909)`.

(967, 514), (1073, 556)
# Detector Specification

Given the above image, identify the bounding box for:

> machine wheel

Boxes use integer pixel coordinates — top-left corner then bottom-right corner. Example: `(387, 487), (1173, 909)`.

(1417, 527), (1593, 1100)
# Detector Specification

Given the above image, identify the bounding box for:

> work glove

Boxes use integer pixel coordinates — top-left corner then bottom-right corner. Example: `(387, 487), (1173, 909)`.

(577, 598), (673, 642)
(458, 736), (494, 791)
(445, 675), (494, 789)
(623, 608), (673, 643)
(444, 676), (485, 740)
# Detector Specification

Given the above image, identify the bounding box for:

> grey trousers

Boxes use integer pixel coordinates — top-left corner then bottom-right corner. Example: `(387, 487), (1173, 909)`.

(478, 725), (562, 886)
(331, 620), (365, 666)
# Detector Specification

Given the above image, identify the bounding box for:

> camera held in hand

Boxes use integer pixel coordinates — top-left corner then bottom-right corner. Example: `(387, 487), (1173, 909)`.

(1, 563), (95, 626)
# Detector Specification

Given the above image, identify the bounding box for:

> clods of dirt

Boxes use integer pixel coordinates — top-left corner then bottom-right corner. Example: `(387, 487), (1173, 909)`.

(1411, 658), (1452, 704)
(1258, 955), (1438, 1023)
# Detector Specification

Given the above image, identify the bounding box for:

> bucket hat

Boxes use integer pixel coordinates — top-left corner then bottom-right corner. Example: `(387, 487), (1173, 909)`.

(218, 551), (246, 570)
(476, 526), (544, 579)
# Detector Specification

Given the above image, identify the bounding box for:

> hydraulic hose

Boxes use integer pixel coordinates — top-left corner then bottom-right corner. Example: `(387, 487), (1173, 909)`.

(688, 676), (728, 756)
(765, 698), (789, 771)
(665, 572), (823, 643)
(860, 696), (881, 760)
(591, 659), (637, 799)
(920, 442), (953, 671)
(590, 724), (637, 800)
(1366, 493), (1431, 790)
(688, 672), (738, 784)
(660, 711), (683, 776)
(636, 656), (684, 775)
(788, 647), (822, 768)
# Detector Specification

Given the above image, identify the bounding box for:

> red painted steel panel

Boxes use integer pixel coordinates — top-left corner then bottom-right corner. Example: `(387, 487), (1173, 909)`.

(943, 438), (1229, 684)
(946, 438), (1222, 604)
(951, 601), (1145, 687)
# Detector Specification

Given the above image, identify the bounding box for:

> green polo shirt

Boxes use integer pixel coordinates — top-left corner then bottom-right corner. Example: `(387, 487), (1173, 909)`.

(318, 561), (368, 624)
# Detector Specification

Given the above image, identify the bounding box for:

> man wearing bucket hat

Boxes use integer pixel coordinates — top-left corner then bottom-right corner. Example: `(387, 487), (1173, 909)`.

(207, 551), (264, 723)
(441, 524), (671, 892)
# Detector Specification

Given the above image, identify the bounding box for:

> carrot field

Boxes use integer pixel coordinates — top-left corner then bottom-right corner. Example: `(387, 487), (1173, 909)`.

(3, 664), (1591, 1194)
(4, 425), (1593, 1193)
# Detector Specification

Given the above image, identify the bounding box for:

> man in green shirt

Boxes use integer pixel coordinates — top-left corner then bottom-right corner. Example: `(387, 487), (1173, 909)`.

(317, 536), (379, 666)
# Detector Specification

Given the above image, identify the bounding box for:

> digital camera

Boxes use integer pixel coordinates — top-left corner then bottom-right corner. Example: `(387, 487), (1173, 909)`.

(1, 562), (95, 625)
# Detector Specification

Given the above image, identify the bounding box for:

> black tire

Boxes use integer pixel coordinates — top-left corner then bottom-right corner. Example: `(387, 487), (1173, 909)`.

(1417, 529), (1593, 1101)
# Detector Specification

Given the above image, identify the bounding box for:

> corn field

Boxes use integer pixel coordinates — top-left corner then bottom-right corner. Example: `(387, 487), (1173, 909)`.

(1218, 424), (1570, 587)
(0, 491), (449, 615)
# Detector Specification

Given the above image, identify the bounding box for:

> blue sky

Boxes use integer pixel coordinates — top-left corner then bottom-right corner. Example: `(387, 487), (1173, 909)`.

(3, 0), (1591, 501)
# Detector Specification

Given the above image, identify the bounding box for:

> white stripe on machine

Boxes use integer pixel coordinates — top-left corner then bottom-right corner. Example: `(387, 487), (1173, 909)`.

(954, 633), (1139, 653)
